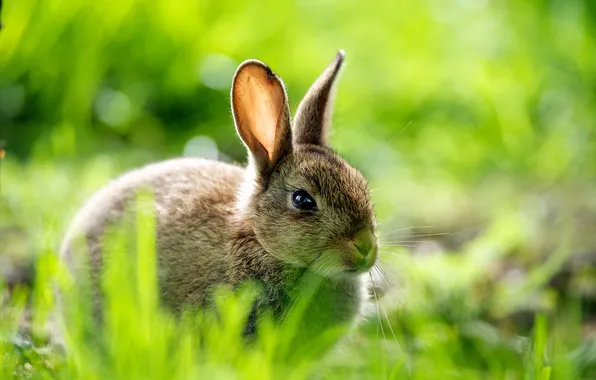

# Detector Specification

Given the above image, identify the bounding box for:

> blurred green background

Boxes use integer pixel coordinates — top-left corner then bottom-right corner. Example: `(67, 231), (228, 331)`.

(1, 0), (596, 376)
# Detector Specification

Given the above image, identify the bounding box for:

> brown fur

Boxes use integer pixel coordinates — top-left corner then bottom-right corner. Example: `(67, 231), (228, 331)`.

(58, 51), (378, 343)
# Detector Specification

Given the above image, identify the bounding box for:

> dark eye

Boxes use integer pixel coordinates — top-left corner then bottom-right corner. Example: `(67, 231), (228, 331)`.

(291, 190), (317, 211)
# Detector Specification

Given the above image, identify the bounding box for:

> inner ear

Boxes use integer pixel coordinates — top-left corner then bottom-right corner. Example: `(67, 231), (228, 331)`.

(232, 60), (292, 171)
(241, 66), (284, 158)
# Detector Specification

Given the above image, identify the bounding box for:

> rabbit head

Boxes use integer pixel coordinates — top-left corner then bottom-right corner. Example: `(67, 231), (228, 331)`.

(232, 51), (377, 278)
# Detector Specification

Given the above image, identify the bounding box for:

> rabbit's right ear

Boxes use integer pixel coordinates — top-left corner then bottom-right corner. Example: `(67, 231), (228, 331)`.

(232, 60), (292, 175)
(292, 50), (345, 147)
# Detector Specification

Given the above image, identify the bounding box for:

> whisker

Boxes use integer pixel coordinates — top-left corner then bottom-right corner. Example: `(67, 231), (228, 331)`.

(372, 269), (398, 342)
(378, 225), (438, 238)
(374, 264), (387, 281)
(320, 256), (337, 278)
(375, 215), (396, 230)
(380, 244), (418, 248)
(401, 232), (453, 238)
(380, 240), (430, 244)
(378, 226), (452, 243)
(369, 272), (381, 337)
(381, 225), (436, 233)
(369, 272), (387, 344)
(380, 297), (398, 342)
(280, 287), (303, 328)
(379, 247), (410, 252)
(311, 254), (337, 278)
(378, 249), (412, 258)
(363, 120), (414, 173)
(374, 263), (395, 289)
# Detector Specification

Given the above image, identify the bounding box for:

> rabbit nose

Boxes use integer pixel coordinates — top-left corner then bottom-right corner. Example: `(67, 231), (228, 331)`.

(352, 228), (377, 258)
(354, 242), (372, 257)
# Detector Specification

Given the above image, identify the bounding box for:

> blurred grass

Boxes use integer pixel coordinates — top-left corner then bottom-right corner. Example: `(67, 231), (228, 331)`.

(1, 0), (596, 378)
(0, 196), (589, 379)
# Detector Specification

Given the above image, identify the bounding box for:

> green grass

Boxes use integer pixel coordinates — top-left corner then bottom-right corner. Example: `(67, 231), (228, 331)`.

(1, 160), (595, 379)
(2, 0), (596, 378)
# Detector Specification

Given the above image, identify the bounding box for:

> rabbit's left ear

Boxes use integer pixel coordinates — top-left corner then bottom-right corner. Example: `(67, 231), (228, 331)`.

(232, 60), (292, 174)
(293, 50), (345, 146)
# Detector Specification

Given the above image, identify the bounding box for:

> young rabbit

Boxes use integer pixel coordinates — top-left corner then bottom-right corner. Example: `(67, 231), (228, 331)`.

(59, 50), (378, 342)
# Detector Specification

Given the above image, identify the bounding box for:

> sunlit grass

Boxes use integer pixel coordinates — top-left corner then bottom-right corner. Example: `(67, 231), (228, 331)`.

(2, 0), (596, 377)
(1, 162), (595, 379)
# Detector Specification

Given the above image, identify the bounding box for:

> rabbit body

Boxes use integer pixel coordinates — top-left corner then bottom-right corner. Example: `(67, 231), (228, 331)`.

(61, 158), (242, 310)
(62, 158), (365, 326)
(60, 51), (378, 340)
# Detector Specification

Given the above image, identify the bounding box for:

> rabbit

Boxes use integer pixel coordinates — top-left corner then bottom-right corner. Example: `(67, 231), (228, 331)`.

(58, 50), (379, 343)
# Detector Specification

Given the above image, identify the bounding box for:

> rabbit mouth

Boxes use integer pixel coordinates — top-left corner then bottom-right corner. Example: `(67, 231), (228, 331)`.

(344, 230), (378, 275)
(345, 268), (365, 275)
(344, 257), (376, 275)
(306, 247), (377, 278)
(305, 232), (378, 278)
(331, 262), (375, 278)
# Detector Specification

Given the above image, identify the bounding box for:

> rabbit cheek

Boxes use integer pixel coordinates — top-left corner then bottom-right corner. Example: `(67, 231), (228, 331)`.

(252, 216), (315, 267)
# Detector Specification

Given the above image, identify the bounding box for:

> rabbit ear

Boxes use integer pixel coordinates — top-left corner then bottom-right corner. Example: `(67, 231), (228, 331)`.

(293, 50), (345, 146)
(232, 60), (292, 173)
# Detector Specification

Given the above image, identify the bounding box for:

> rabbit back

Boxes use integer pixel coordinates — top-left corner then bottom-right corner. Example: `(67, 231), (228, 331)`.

(60, 157), (245, 312)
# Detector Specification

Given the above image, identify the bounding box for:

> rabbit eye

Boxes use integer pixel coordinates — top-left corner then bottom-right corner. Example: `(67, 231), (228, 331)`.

(291, 190), (316, 211)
